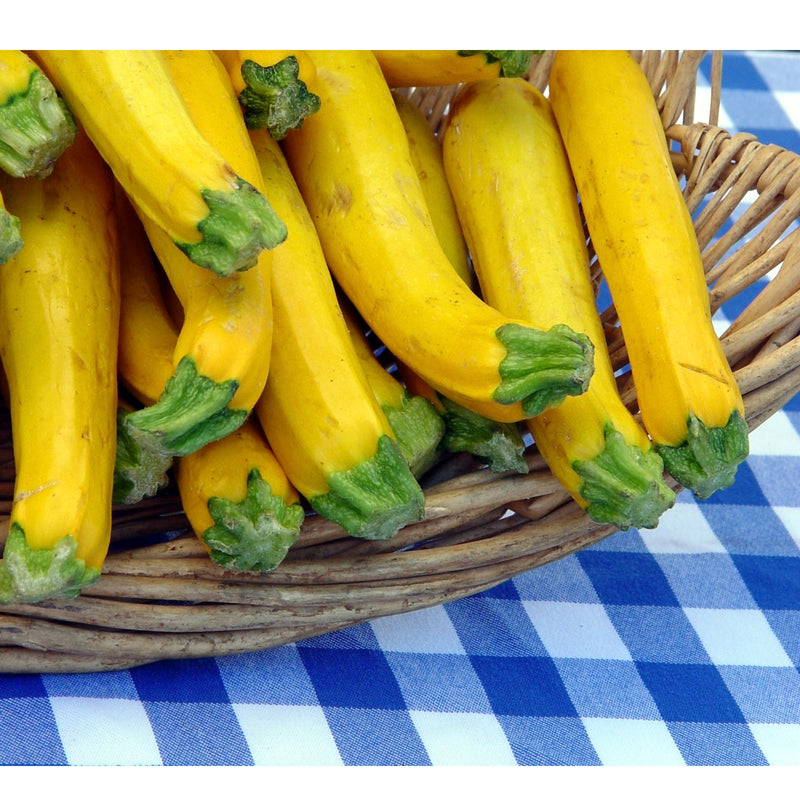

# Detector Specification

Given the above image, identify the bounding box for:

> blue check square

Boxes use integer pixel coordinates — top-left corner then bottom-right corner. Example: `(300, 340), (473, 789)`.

(470, 655), (577, 717)
(637, 663), (745, 723)
(577, 551), (680, 607)
(298, 646), (406, 710)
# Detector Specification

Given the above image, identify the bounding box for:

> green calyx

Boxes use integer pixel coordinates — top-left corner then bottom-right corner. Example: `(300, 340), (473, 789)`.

(0, 68), (78, 179)
(382, 392), (446, 478)
(178, 176), (287, 276)
(0, 207), (22, 265)
(573, 424), (676, 531)
(239, 55), (322, 140)
(493, 322), (595, 418)
(113, 406), (174, 504)
(0, 525), (100, 605)
(657, 409), (750, 500)
(123, 356), (248, 460)
(309, 434), (425, 540)
(456, 50), (537, 78)
(439, 394), (528, 474)
(202, 467), (304, 572)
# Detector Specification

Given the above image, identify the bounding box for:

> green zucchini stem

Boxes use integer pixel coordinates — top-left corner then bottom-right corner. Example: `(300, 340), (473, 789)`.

(0, 206), (22, 265)
(573, 424), (676, 530)
(456, 50), (537, 78)
(177, 177), (287, 276)
(0, 525), (99, 604)
(309, 434), (425, 540)
(201, 467), (305, 572)
(0, 67), (78, 179)
(382, 392), (446, 478)
(494, 322), (595, 418)
(239, 56), (322, 140)
(657, 409), (750, 500)
(123, 356), (248, 460)
(438, 394), (529, 474)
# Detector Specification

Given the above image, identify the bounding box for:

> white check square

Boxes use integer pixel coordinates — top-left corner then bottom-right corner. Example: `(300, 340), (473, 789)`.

(409, 710), (517, 766)
(232, 703), (342, 766)
(522, 600), (630, 660)
(685, 607), (793, 667)
(582, 717), (685, 766)
(749, 722), (800, 765)
(49, 696), (161, 766)
(371, 604), (466, 654)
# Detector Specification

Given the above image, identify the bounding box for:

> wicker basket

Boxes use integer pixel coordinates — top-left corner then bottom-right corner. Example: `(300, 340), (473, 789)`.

(3, 50), (800, 673)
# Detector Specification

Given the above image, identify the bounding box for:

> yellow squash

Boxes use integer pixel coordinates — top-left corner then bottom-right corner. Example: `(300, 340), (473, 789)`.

(339, 297), (445, 478)
(442, 78), (675, 528)
(393, 91), (472, 286)
(392, 91), (527, 473)
(249, 122), (425, 540)
(548, 50), (748, 499)
(373, 50), (535, 87)
(281, 50), (594, 424)
(0, 49), (76, 178)
(121, 49), (275, 462)
(175, 418), (305, 573)
(0, 129), (120, 602)
(113, 187), (180, 505)
(31, 49), (286, 276)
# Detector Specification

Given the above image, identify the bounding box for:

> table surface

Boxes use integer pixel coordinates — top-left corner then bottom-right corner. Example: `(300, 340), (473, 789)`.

(3, 50), (800, 768)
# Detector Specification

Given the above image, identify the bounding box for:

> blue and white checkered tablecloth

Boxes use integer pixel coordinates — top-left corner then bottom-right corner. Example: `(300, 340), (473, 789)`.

(3, 50), (800, 768)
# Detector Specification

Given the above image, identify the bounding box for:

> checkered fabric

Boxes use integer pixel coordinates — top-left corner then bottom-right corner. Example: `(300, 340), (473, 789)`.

(2, 51), (800, 767)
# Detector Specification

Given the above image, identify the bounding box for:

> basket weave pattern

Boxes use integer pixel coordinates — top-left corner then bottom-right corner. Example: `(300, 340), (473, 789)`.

(2, 50), (800, 673)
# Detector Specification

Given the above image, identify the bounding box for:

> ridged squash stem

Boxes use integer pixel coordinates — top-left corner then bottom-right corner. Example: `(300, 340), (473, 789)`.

(217, 49), (321, 140)
(0, 50), (77, 178)
(0, 130), (119, 603)
(310, 435), (425, 541)
(248, 125), (425, 540)
(113, 405), (173, 505)
(175, 419), (304, 572)
(548, 50), (748, 499)
(373, 50), (535, 87)
(0, 188), (22, 264)
(442, 77), (676, 529)
(395, 362), (528, 473)
(32, 49), (286, 276)
(281, 50), (594, 424)
(341, 298), (445, 478)
(657, 410), (749, 500)
(123, 356), (247, 458)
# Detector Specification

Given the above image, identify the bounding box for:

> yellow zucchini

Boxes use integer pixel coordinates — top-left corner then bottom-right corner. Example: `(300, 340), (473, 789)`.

(0, 49), (76, 178)
(175, 418), (304, 572)
(281, 50), (594, 424)
(548, 50), (748, 499)
(215, 49), (321, 139)
(32, 49), (286, 276)
(373, 50), (535, 87)
(442, 78), (675, 528)
(393, 91), (472, 286)
(120, 49), (275, 463)
(339, 297), (445, 478)
(113, 187), (179, 504)
(0, 130), (119, 602)
(392, 92), (527, 472)
(249, 122), (425, 540)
